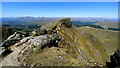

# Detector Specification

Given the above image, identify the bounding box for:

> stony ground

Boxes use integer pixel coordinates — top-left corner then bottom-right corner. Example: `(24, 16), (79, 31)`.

(1, 42), (27, 66)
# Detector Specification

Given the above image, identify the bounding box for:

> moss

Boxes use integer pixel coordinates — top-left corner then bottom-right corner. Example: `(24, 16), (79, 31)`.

(33, 46), (42, 53)
(32, 33), (40, 37)
(7, 47), (11, 50)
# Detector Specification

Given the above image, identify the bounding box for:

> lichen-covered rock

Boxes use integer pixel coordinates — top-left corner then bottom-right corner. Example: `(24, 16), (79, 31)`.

(31, 34), (61, 47)
(32, 29), (48, 37)
(36, 29), (47, 35)
(1, 32), (25, 48)
(32, 28), (47, 35)
(59, 18), (72, 28)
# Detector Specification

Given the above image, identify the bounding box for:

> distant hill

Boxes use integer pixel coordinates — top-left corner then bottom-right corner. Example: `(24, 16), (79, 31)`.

(2, 17), (58, 25)
(94, 22), (118, 28)
(72, 21), (97, 25)
(2, 17), (118, 32)
(2, 17), (117, 25)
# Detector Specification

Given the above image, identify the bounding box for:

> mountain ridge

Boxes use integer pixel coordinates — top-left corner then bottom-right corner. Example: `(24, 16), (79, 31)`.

(1, 18), (119, 66)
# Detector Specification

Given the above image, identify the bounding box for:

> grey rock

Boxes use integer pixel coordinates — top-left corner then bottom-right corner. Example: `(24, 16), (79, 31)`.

(30, 34), (61, 48)
(32, 29), (47, 35)
(18, 34), (62, 61)
(1, 32), (25, 48)
(20, 37), (31, 44)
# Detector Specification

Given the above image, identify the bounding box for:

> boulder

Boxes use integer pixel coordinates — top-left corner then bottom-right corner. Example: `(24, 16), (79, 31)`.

(31, 29), (48, 37)
(60, 18), (72, 28)
(36, 29), (47, 35)
(31, 34), (62, 48)
(18, 34), (62, 61)
(20, 37), (31, 44)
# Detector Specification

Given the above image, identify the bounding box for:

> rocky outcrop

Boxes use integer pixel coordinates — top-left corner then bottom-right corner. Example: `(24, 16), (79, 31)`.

(17, 34), (62, 62)
(2, 26), (15, 42)
(59, 18), (72, 28)
(31, 28), (47, 35)
(106, 49), (120, 68)
(31, 34), (61, 48)
(1, 32), (25, 48)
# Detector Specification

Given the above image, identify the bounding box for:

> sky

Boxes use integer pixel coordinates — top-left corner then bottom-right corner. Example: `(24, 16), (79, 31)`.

(1, 0), (119, 2)
(2, 2), (118, 18)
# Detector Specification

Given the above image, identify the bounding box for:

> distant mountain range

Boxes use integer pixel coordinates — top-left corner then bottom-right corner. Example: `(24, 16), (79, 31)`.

(2, 17), (118, 24)
(1, 17), (118, 32)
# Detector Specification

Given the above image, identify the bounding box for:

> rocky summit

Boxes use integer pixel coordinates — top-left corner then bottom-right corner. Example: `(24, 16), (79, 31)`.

(1, 18), (119, 67)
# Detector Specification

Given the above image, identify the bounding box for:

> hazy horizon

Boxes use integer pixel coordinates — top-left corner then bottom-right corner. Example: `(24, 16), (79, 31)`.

(0, 16), (118, 19)
(2, 2), (118, 18)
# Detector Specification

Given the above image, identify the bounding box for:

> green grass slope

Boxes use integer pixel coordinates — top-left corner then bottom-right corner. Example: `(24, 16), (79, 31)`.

(78, 26), (119, 56)
(94, 22), (118, 29)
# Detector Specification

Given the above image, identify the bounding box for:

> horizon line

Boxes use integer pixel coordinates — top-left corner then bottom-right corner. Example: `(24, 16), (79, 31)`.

(1, 16), (118, 18)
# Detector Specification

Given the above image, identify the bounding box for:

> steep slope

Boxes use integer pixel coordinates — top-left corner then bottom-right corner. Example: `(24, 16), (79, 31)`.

(78, 26), (119, 56)
(47, 18), (109, 64)
(106, 49), (120, 68)
(1, 26), (26, 42)
(23, 18), (110, 66)
(1, 26), (15, 42)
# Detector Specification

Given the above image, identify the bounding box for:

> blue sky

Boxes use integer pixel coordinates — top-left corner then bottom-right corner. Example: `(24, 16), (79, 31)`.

(2, 0), (119, 2)
(2, 2), (118, 18)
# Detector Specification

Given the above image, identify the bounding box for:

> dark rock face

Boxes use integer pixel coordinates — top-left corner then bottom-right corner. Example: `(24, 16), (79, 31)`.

(60, 18), (72, 28)
(51, 26), (57, 30)
(1, 32), (25, 48)
(106, 49), (120, 68)
(32, 28), (47, 35)
(42, 34), (62, 48)
(47, 26), (58, 34)
(36, 29), (47, 35)
(2, 27), (15, 42)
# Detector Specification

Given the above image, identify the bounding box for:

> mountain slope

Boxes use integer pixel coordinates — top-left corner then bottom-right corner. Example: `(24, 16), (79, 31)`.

(78, 26), (119, 56)
(1, 26), (16, 42)
(50, 18), (109, 64)
(1, 26), (26, 42)
(23, 18), (110, 66)
(1, 18), (118, 66)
